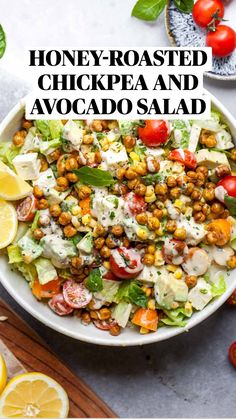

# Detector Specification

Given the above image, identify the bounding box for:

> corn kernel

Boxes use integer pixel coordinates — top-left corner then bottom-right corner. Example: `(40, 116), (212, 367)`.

(185, 207), (192, 217)
(145, 194), (156, 203)
(174, 199), (183, 209)
(145, 185), (155, 197)
(130, 152), (140, 162)
(162, 208), (168, 217)
(167, 264), (178, 272)
(71, 205), (82, 216)
(100, 138), (109, 151)
(172, 162), (184, 174)
(155, 228), (164, 237)
(103, 261), (110, 270)
(82, 214), (92, 225)
(154, 250), (164, 267)
(71, 216), (81, 229)
(66, 195), (78, 204)
(185, 301), (193, 313)
(140, 327), (150, 334)
(174, 268), (183, 279)
(147, 299), (156, 310)
(137, 228), (149, 240)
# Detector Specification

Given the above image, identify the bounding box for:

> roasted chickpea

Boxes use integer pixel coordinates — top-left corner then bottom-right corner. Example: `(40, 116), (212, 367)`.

(221, 209), (230, 219)
(83, 134), (94, 145)
(71, 256), (83, 269)
(185, 275), (197, 289)
(95, 151), (102, 164)
(193, 202), (202, 212)
(105, 236), (117, 249)
(66, 172), (79, 183)
(39, 157), (49, 172)
(195, 172), (206, 187)
(135, 213), (148, 225)
(186, 182), (195, 196)
(173, 228), (187, 240)
(206, 231), (218, 244)
(134, 183), (147, 196)
(200, 129), (217, 148)
(33, 185), (43, 199)
(194, 212), (206, 223)
(125, 168), (138, 180)
(169, 187), (181, 199)
(111, 225), (124, 236)
(78, 185), (92, 200)
(65, 157), (78, 171)
(49, 204), (62, 218)
(92, 120), (103, 132)
(94, 237), (105, 250)
(146, 157), (160, 173)
(13, 130), (27, 147)
(100, 245), (111, 259)
(154, 183), (168, 195)
(33, 228), (44, 241)
(127, 179), (140, 190)
(99, 308), (111, 320)
(143, 253), (155, 265)
(230, 148), (236, 162)
(166, 220), (177, 233)
(134, 162), (147, 176)
(57, 176), (69, 190)
(202, 204), (210, 216)
(119, 184), (129, 195)
(227, 255), (236, 269)
(22, 118), (33, 130)
(123, 135), (136, 150)
(187, 171), (198, 181)
(167, 176), (177, 188)
(116, 167), (126, 180)
(153, 209), (163, 219)
(211, 202), (224, 214)
(147, 244), (156, 254)
(38, 198), (49, 210)
(203, 188), (215, 202)
(94, 223), (105, 237)
(109, 324), (121, 336)
(148, 217), (160, 231)
(48, 149), (61, 162)
(81, 312), (91, 325)
(64, 224), (77, 237)
(206, 182), (216, 190)
(58, 212), (71, 226)
(196, 166), (208, 177)
(191, 189), (202, 201)
(122, 237), (130, 248)
(215, 164), (231, 178)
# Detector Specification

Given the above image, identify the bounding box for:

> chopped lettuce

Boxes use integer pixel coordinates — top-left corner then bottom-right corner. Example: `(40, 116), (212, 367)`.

(86, 268), (103, 292)
(14, 262), (37, 284)
(48, 120), (64, 139)
(31, 211), (40, 231)
(0, 142), (20, 169)
(94, 278), (120, 303)
(160, 306), (192, 327)
(171, 120), (191, 148)
(18, 234), (43, 263)
(210, 275), (226, 297)
(35, 120), (51, 139)
(112, 301), (132, 328)
(39, 138), (62, 156)
(7, 245), (23, 264)
(34, 258), (57, 285)
(119, 120), (139, 136)
(21, 128), (40, 153)
(114, 281), (148, 308)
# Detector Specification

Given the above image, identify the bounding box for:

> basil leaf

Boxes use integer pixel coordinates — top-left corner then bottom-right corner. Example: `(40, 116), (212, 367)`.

(74, 167), (114, 187)
(132, 0), (167, 21)
(86, 268), (103, 293)
(0, 25), (6, 59)
(174, 0), (193, 13)
(224, 194), (236, 217)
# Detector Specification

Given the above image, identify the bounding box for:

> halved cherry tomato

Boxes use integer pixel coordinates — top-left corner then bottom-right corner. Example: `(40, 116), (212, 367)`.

(17, 195), (38, 222)
(110, 247), (143, 280)
(168, 149), (197, 169)
(162, 239), (188, 265)
(32, 278), (61, 300)
(79, 197), (91, 215)
(124, 192), (147, 216)
(207, 219), (231, 246)
(132, 308), (158, 332)
(206, 25), (236, 58)
(192, 0), (224, 28)
(93, 319), (118, 331)
(63, 280), (92, 309)
(217, 176), (236, 198)
(227, 290), (236, 306)
(103, 271), (121, 281)
(138, 120), (169, 147)
(48, 293), (74, 316)
(229, 341), (236, 367)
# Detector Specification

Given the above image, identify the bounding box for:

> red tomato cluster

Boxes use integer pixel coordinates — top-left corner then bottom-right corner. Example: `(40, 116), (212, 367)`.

(192, 0), (235, 58)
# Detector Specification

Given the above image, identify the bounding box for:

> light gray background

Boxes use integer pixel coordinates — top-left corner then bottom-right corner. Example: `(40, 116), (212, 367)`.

(0, 1), (236, 417)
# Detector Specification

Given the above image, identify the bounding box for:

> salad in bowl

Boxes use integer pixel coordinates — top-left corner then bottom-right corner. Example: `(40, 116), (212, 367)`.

(0, 108), (236, 340)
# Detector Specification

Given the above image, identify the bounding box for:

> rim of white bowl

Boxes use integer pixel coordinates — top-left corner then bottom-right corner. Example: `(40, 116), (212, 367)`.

(0, 92), (235, 346)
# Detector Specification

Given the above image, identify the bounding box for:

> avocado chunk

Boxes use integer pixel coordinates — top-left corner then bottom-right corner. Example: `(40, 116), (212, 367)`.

(154, 270), (188, 310)
(77, 232), (93, 254)
(195, 149), (230, 169)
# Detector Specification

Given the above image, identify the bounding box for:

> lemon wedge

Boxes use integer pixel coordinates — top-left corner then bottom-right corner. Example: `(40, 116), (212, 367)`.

(0, 161), (32, 201)
(0, 200), (18, 249)
(0, 353), (7, 394)
(0, 372), (69, 418)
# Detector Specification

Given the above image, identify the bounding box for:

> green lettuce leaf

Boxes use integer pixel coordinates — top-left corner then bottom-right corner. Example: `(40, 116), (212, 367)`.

(211, 275), (226, 297)
(7, 245), (23, 264)
(115, 281), (148, 308)
(86, 268), (103, 292)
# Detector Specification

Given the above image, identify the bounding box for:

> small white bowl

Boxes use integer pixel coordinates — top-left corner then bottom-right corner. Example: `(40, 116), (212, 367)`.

(0, 93), (236, 346)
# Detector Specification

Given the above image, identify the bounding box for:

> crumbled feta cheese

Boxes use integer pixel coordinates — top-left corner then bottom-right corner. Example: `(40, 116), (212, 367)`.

(177, 215), (206, 245)
(13, 153), (41, 180)
(63, 121), (83, 151)
(33, 168), (56, 192)
(101, 142), (128, 170)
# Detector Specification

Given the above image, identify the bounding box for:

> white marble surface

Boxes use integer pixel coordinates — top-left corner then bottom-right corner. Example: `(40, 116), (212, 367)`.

(0, 1), (236, 417)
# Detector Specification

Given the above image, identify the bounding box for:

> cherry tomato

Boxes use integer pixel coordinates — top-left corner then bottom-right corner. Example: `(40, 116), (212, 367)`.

(48, 293), (74, 316)
(206, 25), (236, 58)
(32, 278), (61, 300)
(162, 239), (188, 265)
(138, 120), (169, 147)
(124, 192), (147, 216)
(168, 149), (197, 169)
(17, 195), (38, 222)
(63, 280), (92, 309)
(103, 271), (121, 281)
(110, 247), (143, 280)
(217, 176), (236, 198)
(93, 319), (118, 331)
(227, 290), (236, 306)
(229, 341), (236, 368)
(192, 0), (224, 28)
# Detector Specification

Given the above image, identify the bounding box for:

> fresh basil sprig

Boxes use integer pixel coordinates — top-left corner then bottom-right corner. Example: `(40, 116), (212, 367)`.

(132, 0), (193, 21)
(74, 167), (114, 187)
(86, 268), (103, 293)
(0, 25), (6, 59)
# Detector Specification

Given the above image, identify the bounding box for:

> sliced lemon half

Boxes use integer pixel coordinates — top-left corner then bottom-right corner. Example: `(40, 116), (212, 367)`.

(0, 200), (18, 249)
(0, 372), (69, 418)
(0, 353), (7, 394)
(0, 161), (32, 201)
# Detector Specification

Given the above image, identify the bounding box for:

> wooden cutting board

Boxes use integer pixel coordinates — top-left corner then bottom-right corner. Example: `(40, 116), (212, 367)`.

(0, 298), (117, 418)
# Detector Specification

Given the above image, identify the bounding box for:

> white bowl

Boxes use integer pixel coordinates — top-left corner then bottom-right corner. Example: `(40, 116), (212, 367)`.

(0, 94), (236, 346)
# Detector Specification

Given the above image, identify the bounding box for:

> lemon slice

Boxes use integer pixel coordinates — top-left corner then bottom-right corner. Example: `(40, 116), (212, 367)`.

(0, 161), (32, 201)
(0, 200), (18, 249)
(0, 372), (69, 418)
(0, 353), (7, 394)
